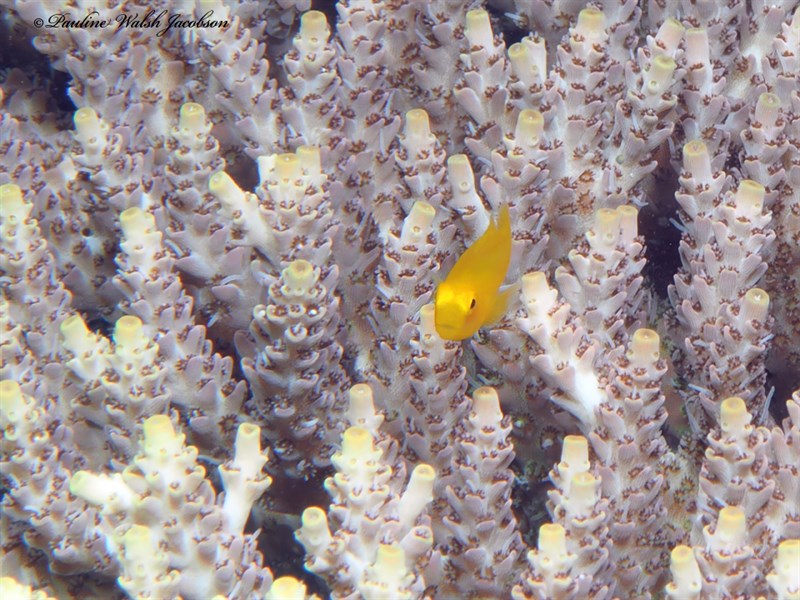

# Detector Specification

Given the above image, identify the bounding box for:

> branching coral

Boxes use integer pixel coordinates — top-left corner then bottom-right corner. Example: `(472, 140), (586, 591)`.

(1, 0), (799, 598)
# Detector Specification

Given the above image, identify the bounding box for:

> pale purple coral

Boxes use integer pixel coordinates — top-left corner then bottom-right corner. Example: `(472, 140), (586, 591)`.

(0, 0), (799, 598)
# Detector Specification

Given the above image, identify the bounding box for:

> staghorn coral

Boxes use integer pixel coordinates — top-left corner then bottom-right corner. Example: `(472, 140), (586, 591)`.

(0, 0), (799, 598)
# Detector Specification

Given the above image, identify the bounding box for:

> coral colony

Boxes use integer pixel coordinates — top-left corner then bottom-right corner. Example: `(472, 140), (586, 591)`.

(1, 0), (799, 598)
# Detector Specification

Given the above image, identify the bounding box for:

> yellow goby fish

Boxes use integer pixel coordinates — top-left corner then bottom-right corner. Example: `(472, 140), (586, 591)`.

(434, 204), (513, 340)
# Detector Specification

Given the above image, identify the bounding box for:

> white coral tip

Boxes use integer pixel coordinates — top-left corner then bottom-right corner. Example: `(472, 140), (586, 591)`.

(767, 539), (800, 600)
(0, 183), (27, 223)
(282, 259), (318, 295)
(447, 154), (475, 194)
(560, 435), (590, 473)
(142, 414), (183, 457)
(419, 304), (437, 341)
(299, 10), (329, 46)
(666, 545), (702, 599)
(472, 386), (502, 426)
(276, 153), (301, 182)
(0, 380), (27, 422)
(113, 315), (145, 350)
(646, 55), (676, 95)
(465, 9), (493, 49)
(209, 171), (246, 205)
(514, 109), (544, 147)
(575, 7), (605, 40)
(538, 523), (569, 565)
(655, 18), (685, 54)
(719, 397), (751, 434)
(341, 426), (373, 457)
(734, 180), (766, 218)
(119, 206), (155, 238)
(714, 505), (747, 546)
(60, 314), (95, 355)
(74, 107), (104, 142)
(683, 140), (712, 182)
(742, 288), (770, 322)
(401, 200), (435, 245)
(179, 102), (206, 135)
(235, 423), (263, 464)
(629, 329), (660, 369)
(267, 577), (308, 600)
(404, 108), (433, 144)
(755, 92), (781, 129)
(347, 383), (377, 424)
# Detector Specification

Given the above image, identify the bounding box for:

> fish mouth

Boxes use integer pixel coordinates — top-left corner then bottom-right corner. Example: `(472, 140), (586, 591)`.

(433, 319), (471, 341)
(434, 291), (472, 340)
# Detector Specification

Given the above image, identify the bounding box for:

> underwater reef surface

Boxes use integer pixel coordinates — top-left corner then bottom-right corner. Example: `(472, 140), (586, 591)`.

(1, 0), (799, 598)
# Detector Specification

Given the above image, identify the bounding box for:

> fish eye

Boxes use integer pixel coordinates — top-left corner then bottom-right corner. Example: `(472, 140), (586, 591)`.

(469, 298), (476, 310)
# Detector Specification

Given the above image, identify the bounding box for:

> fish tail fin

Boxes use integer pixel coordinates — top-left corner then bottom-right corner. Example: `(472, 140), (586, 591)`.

(483, 281), (519, 326)
(489, 203), (510, 238)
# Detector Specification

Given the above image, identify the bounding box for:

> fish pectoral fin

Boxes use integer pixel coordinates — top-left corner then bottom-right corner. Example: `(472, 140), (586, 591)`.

(483, 282), (519, 326)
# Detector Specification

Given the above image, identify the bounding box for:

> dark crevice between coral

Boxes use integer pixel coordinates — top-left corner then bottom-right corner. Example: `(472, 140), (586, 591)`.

(49, 68), (76, 114)
(252, 475), (331, 597)
(489, 3), (528, 48)
(0, 10), (40, 70)
(512, 474), (551, 548)
(767, 368), (792, 425)
(311, 0), (338, 30)
(640, 153), (682, 301)
(0, 10), (76, 118)
(86, 314), (114, 339)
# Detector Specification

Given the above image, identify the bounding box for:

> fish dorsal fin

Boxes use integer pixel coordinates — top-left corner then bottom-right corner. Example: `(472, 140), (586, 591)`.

(447, 204), (511, 289)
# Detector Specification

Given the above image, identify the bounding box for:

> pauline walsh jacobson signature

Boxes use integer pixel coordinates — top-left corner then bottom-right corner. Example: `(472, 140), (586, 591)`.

(37, 9), (229, 37)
